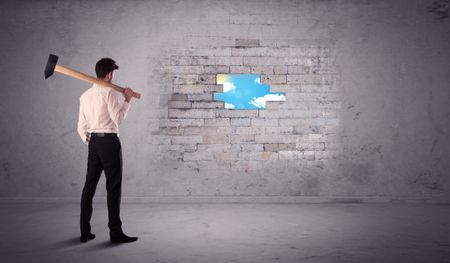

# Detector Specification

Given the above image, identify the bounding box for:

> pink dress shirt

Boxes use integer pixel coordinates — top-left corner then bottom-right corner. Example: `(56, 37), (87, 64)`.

(77, 84), (130, 144)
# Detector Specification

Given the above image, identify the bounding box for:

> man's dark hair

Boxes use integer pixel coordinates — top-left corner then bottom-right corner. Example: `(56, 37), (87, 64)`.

(95, 58), (119, 78)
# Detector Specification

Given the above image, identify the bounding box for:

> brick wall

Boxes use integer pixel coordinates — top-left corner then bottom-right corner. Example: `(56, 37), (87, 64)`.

(154, 37), (342, 175)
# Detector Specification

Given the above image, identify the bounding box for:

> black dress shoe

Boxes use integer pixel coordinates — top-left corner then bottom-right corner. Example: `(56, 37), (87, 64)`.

(80, 233), (96, 243)
(110, 233), (138, 243)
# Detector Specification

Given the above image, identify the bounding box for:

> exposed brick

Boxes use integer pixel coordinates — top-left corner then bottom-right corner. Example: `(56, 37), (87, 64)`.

(205, 85), (224, 92)
(168, 109), (216, 119)
(264, 126), (293, 134)
(263, 143), (279, 152)
(297, 57), (320, 66)
(251, 118), (278, 126)
(230, 134), (255, 143)
(167, 65), (204, 74)
(258, 39), (280, 47)
(173, 75), (197, 84)
(171, 135), (202, 144)
(174, 48), (232, 57)
(278, 150), (301, 160)
(230, 66), (251, 74)
(240, 143), (264, 152)
(244, 57), (298, 66)
(232, 47), (323, 57)
(203, 134), (230, 144)
(158, 127), (185, 136)
(214, 152), (239, 161)
(183, 126), (215, 136)
(161, 39), (341, 173)
(216, 109), (258, 118)
(198, 74), (217, 84)
(274, 66), (288, 74)
(238, 152), (278, 161)
(232, 47), (269, 57)
(214, 57), (243, 65)
(162, 144), (197, 152)
(255, 134), (316, 143)
(203, 65), (229, 74)
(265, 101), (286, 109)
(197, 144), (240, 152)
(183, 151), (215, 161)
(173, 85), (206, 94)
(192, 101), (225, 109)
(169, 56), (211, 66)
(280, 118), (339, 127)
(269, 84), (297, 92)
(258, 109), (292, 118)
(168, 101), (192, 109)
(261, 74), (287, 84)
(162, 118), (204, 127)
(234, 127), (264, 135)
(263, 143), (296, 152)
(296, 142), (326, 151)
(171, 93), (188, 101)
(204, 118), (230, 126)
(235, 39), (260, 48)
(187, 93), (213, 101)
(250, 66), (274, 74)
(230, 118), (251, 126)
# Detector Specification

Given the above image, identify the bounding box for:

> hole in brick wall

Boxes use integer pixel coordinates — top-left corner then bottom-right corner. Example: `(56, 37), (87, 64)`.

(213, 74), (286, 110)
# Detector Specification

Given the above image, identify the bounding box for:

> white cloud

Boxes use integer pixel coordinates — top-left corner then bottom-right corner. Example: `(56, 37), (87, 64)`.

(222, 82), (236, 93)
(225, 102), (235, 109)
(254, 77), (261, 84)
(248, 93), (286, 108)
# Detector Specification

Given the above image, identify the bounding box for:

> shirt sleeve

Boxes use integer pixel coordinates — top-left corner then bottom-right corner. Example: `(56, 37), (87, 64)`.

(106, 89), (130, 126)
(77, 97), (89, 145)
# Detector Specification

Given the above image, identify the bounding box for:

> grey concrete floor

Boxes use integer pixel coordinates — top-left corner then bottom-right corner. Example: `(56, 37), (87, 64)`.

(0, 202), (449, 263)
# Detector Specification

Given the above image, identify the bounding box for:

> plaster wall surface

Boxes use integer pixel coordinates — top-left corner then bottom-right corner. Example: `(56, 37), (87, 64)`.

(0, 0), (449, 200)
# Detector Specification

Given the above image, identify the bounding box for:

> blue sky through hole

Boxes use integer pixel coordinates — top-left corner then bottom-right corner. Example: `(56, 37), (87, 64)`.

(213, 74), (286, 109)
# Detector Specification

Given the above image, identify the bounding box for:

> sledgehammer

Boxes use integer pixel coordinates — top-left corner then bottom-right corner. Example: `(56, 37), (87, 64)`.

(44, 54), (141, 99)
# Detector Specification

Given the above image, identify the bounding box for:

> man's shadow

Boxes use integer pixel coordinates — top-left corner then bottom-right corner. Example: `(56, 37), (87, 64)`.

(88, 241), (124, 249)
(51, 237), (124, 250)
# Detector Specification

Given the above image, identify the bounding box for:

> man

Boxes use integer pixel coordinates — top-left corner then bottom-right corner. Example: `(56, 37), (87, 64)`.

(77, 57), (138, 243)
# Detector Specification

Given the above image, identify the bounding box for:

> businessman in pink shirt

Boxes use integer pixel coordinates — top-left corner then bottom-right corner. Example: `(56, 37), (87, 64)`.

(77, 58), (137, 243)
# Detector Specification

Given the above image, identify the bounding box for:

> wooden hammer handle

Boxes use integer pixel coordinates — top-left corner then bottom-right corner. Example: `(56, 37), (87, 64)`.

(54, 64), (142, 99)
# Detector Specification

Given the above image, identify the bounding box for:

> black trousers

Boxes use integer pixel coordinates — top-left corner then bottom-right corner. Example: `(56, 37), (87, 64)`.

(80, 134), (123, 237)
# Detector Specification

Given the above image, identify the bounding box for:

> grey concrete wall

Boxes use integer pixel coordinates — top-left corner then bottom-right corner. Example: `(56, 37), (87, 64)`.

(0, 0), (449, 200)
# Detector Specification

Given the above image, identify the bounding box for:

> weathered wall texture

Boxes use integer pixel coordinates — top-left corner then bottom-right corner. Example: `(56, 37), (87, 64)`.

(0, 0), (449, 200)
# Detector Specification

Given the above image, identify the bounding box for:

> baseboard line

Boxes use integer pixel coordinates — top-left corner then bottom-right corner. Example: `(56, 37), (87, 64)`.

(0, 195), (447, 204)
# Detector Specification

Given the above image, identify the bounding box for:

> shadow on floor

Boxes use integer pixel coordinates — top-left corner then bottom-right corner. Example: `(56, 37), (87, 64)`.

(51, 237), (123, 250)
(87, 241), (124, 250)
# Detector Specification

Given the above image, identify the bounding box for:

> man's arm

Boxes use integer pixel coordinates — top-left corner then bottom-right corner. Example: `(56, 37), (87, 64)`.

(106, 88), (132, 126)
(77, 98), (89, 144)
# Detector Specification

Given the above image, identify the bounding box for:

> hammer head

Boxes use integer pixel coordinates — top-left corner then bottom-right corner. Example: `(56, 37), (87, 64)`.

(44, 54), (58, 79)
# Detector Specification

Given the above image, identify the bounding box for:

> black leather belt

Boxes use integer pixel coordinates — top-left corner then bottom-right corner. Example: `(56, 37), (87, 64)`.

(89, 132), (117, 137)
